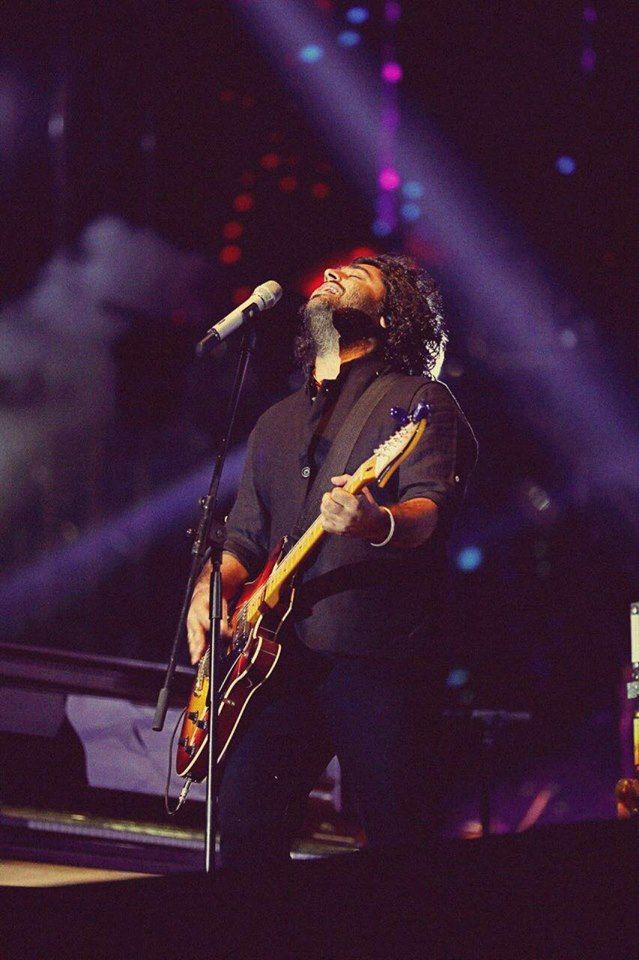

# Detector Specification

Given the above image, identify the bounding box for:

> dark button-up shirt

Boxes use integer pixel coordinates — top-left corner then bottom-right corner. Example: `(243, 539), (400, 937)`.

(224, 356), (477, 660)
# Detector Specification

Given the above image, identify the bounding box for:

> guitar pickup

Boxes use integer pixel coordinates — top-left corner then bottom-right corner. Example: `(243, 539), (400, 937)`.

(178, 738), (195, 756)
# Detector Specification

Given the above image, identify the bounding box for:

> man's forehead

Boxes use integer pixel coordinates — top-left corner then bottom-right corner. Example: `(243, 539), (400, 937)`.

(340, 261), (382, 276)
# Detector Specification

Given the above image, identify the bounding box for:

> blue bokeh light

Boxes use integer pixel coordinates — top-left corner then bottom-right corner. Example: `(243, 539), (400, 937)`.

(402, 180), (424, 200)
(299, 44), (324, 63)
(346, 6), (369, 24)
(337, 30), (361, 47)
(456, 545), (484, 572)
(372, 218), (393, 237)
(400, 202), (421, 222)
(446, 668), (470, 689)
(556, 155), (576, 175)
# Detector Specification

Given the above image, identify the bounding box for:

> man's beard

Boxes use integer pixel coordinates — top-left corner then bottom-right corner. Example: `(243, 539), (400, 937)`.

(301, 300), (381, 358)
(302, 300), (339, 358)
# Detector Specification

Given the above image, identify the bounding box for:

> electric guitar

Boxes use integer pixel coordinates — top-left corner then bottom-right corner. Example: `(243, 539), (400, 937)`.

(176, 400), (429, 782)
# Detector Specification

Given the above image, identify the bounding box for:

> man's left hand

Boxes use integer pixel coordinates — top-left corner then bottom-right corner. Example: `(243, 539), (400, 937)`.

(320, 474), (391, 542)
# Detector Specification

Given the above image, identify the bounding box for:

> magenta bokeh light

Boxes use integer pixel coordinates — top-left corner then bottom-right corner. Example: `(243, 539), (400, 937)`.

(385, 1), (401, 22)
(382, 62), (403, 84)
(378, 167), (400, 191)
(581, 47), (596, 71)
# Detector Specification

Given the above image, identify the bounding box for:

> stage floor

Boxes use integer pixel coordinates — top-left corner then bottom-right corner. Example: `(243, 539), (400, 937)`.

(1, 859), (154, 887)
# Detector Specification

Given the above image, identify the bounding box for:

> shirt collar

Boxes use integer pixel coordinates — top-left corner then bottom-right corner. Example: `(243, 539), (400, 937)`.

(306, 353), (387, 399)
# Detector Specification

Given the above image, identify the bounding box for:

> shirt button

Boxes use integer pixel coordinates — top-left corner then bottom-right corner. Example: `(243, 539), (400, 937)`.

(301, 466), (311, 479)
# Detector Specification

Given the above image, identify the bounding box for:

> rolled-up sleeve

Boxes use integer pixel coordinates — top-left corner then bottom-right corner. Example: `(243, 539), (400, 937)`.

(224, 426), (270, 579)
(396, 380), (476, 523)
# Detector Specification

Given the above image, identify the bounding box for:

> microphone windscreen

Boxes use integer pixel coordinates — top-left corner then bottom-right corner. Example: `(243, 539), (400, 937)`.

(255, 280), (283, 308)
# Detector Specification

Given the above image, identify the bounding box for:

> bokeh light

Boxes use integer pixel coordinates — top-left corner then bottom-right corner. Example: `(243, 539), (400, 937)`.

(223, 221), (243, 240)
(372, 218), (393, 237)
(346, 6), (369, 24)
(400, 202), (421, 222)
(299, 44), (324, 63)
(279, 175), (298, 192)
(402, 180), (424, 199)
(260, 152), (280, 170)
(311, 181), (331, 198)
(219, 244), (242, 265)
(385, 1), (401, 21)
(337, 30), (361, 47)
(378, 166), (400, 191)
(556, 155), (576, 175)
(381, 62), (403, 84)
(456, 546), (484, 572)
(232, 286), (253, 305)
(446, 668), (470, 688)
(233, 192), (255, 212)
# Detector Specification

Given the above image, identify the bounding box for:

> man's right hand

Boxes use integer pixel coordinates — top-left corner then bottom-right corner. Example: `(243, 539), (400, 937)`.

(186, 554), (249, 665)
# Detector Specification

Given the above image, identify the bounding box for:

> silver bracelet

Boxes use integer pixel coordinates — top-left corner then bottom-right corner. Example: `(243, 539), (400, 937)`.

(370, 506), (395, 547)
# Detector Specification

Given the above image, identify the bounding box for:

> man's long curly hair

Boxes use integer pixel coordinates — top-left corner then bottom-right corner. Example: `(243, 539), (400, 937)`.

(295, 253), (448, 377)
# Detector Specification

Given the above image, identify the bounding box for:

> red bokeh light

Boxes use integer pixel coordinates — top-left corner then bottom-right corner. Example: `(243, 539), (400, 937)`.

(233, 193), (255, 213)
(405, 234), (445, 266)
(279, 175), (298, 193)
(311, 182), (331, 199)
(220, 245), (242, 265)
(232, 286), (253, 305)
(219, 88), (235, 103)
(171, 308), (188, 326)
(260, 152), (280, 170)
(223, 221), (244, 240)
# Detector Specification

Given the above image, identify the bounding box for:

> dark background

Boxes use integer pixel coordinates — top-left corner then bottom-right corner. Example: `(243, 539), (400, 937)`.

(1, 0), (637, 825)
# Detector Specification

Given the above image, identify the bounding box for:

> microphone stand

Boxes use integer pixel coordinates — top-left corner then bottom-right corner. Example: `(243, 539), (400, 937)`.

(153, 325), (258, 876)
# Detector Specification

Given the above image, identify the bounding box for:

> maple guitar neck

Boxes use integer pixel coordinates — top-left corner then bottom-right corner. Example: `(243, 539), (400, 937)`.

(245, 468), (369, 622)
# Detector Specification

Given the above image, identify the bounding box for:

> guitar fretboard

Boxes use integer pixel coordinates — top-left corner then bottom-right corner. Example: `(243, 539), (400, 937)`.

(245, 469), (365, 622)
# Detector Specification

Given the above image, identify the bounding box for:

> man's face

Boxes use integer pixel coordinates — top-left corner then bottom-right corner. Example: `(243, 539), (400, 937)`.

(309, 261), (386, 323)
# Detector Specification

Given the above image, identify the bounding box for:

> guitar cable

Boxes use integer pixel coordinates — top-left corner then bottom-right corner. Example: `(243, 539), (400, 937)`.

(163, 707), (193, 816)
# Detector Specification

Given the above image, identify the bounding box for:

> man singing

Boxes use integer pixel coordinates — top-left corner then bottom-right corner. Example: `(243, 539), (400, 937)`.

(187, 253), (477, 866)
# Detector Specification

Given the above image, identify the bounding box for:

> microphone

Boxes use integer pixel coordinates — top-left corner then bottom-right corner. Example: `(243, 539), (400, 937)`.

(196, 280), (282, 357)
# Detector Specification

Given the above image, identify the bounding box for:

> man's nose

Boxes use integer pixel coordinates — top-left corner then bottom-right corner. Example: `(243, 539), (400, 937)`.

(324, 267), (341, 282)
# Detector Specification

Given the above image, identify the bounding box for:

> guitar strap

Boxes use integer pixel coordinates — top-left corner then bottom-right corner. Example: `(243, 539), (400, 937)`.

(288, 370), (407, 544)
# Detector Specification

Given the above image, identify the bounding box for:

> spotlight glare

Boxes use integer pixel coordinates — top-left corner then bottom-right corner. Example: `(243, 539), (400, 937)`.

(556, 155), (576, 175)
(299, 44), (324, 63)
(346, 6), (369, 24)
